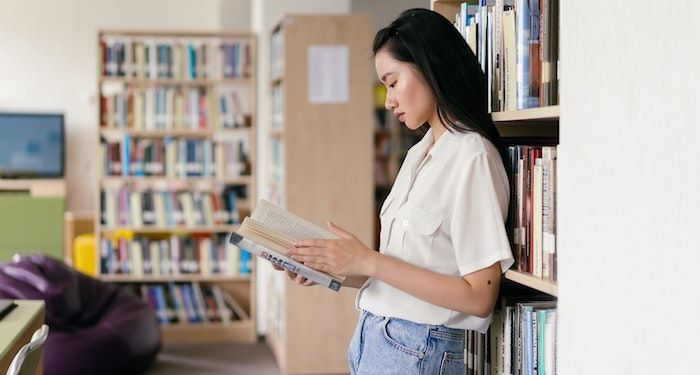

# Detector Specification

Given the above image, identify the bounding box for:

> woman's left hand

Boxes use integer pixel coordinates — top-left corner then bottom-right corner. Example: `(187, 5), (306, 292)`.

(288, 221), (377, 277)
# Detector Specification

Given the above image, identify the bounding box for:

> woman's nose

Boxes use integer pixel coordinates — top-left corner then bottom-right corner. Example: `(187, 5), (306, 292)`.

(385, 94), (396, 110)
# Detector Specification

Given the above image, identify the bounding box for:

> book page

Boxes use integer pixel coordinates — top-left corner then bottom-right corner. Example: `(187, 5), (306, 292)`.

(251, 199), (336, 241)
(239, 217), (295, 253)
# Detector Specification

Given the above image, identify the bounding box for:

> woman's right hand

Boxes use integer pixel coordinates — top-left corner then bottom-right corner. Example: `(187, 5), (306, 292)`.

(271, 264), (316, 286)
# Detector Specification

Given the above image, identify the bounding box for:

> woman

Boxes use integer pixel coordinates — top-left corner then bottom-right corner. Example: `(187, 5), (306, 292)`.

(281, 8), (514, 375)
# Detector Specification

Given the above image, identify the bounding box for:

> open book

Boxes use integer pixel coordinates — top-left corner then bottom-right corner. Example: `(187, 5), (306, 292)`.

(228, 199), (343, 291)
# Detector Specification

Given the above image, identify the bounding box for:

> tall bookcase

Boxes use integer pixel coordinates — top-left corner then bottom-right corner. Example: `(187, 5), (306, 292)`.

(267, 15), (374, 374)
(430, 1), (560, 373)
(96, 31), (257, 344)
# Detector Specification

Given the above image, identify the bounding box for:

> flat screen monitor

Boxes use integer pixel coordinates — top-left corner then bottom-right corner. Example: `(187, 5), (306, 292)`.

(0, 112), (64, 178)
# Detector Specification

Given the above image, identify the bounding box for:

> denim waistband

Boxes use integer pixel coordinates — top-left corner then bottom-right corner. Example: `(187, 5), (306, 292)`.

(361, 310), (465, 343)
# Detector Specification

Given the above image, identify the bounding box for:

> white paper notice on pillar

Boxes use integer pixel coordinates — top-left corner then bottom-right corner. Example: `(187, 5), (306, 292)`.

(307, 45), (349, 104)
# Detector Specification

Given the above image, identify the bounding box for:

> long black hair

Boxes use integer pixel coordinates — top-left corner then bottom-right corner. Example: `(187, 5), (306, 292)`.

(373, 8), (507, 162)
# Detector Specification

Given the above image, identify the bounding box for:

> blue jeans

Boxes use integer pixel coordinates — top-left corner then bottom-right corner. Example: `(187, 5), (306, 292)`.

(348, 310), (465, 375)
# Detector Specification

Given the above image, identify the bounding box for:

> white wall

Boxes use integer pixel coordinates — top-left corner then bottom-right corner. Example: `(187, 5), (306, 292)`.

(559, 1), (700, 373)
(0, 0), (250, 212)
(221, 0), (251, 31)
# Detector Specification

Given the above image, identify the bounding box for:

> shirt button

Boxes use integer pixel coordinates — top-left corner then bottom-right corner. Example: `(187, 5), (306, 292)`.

(402, 220), (409, 228)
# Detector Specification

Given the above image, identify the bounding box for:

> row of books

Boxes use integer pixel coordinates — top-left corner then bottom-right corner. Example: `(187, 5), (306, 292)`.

(100, 136), (251, 178)
(462, 297), (557, 375)
(132, 282), (249, 325)
(452, 0), (559, 111)
(100, 86), (248, 130)
(508, 145), (557, 280)
(100, 187), (245, 228)
(101, 37), (252, 80)
(466, 330), (488, 375)
(100, 234), (251, 277)
(491, 298), (557, 375)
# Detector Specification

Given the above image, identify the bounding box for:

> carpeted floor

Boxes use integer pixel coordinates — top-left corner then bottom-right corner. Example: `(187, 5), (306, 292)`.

(145, 341), (281, 374)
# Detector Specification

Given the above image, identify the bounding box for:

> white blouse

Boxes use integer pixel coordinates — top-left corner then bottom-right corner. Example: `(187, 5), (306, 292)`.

(357, 127), (514, 332)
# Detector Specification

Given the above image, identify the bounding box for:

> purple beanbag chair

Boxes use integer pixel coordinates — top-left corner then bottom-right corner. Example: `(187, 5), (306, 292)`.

(0, 254), (161, 375)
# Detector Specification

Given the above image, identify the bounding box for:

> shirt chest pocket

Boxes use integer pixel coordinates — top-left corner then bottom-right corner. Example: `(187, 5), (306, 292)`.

(392, 201), (443, 267)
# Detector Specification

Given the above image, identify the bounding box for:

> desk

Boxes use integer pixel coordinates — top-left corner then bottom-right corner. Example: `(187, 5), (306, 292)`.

(0, 300), (45, 375)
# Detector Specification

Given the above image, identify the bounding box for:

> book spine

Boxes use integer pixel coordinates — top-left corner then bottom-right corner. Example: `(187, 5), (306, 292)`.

(232, 234), (342, 292)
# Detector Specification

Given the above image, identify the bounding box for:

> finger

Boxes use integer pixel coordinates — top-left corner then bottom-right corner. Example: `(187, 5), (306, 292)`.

(295, 239), (331, 248)
(327, 221), (354, 239)
(285, 269), (297, 280)
(302, 279), (314, 286)
(272, 264), (284, 271)
(291, 253), (327, 264)
(295, 275), (308, 284)
(305, 261), (331, 273)
(289, 247), (325, 257)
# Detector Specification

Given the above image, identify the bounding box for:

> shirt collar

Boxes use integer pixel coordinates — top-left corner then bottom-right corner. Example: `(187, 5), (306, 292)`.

(408, 126), (456, 162)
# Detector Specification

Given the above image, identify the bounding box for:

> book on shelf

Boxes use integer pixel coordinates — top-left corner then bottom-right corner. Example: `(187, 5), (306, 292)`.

(133, 281), (248, 326)
(99, 233), (251, 277)
(449, 0), (559, 112)
(229, 199), (344, 292)
(507, 144), (557, 281)
(101, 37), (251, 80)
(100, 185), (245, 229)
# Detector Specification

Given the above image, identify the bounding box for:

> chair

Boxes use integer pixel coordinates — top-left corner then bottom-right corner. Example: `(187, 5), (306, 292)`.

(0, 254), (161, 375)
(6, 324), (49, 375)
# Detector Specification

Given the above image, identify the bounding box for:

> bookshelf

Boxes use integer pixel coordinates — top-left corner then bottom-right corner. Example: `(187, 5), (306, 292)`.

(266, 15), (374, 374)
(96, 31), (257, 344)
(431, 1), (559, 373)
(504, 269), (558, 296)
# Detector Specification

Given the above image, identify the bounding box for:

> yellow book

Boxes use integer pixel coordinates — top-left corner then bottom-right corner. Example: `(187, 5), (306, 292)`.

(74, 234), (97, 277)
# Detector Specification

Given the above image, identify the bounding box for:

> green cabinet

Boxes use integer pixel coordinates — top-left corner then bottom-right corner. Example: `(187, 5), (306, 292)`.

(0, 193), (64, 262)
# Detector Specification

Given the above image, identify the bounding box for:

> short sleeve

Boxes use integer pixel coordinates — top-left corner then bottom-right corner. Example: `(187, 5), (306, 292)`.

(451, 152), (514, 276)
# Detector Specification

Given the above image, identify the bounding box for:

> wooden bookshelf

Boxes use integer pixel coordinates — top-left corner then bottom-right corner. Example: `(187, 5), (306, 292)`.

(265, 15), (374, 374)
(505, 270), (558, 297)
(101, 176), (252, 186)
(100, 274), (251, 283)
(431, 0), (462, 20)
(95, 30), (257, 344)
(100, 225), (240, 235)
(161, 320), (255, 343)
(100, 127), (251, 139)
(492, 105), (559, 122)
(431, 1), (560, 373)
(100, 77), (251, 86)
(492, 107), (559, 299)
